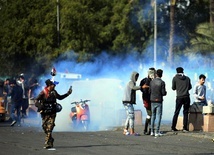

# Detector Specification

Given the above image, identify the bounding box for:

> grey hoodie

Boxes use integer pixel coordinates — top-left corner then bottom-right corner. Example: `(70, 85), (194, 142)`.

(122, 71), (141, 104)
(172, 73), (192, 98)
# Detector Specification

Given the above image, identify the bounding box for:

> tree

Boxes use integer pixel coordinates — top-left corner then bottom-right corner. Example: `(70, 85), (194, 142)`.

(188, 23), (214, 54)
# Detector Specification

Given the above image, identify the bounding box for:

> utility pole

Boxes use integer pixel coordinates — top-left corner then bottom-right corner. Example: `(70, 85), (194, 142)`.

(154, 0), (157, 68)
(168, 0), (176, 67)
(57, 0), (60, 47)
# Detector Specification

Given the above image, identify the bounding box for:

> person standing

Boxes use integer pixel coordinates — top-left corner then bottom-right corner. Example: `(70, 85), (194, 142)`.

(193, 74), (207, 106)
(16, 74), (29, 118)
(139, 67), (156, 135)
(35, 79), (72, 149)
(122, 71), (147, 136)
(28, 78), (40, 99)
(149, 69), (167, 136)
(171, 67), (192, 132)
(10, 80), (23, 126)
(3, 78), (10, 111)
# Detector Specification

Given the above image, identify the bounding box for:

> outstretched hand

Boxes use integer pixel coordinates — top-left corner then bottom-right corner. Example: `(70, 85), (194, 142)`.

(67, 87), (72, 95)
(142, 84), (149, 89)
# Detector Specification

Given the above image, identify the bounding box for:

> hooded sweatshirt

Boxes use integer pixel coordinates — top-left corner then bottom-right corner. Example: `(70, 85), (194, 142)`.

(122, 71), (141, 104)
(172, 73), (192, 98)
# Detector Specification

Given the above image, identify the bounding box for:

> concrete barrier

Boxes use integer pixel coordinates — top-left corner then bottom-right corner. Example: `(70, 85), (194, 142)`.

(203, 106), (214, 132)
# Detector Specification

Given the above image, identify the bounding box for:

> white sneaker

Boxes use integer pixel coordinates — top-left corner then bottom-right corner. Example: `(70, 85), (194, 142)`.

(123, 129), (130, 135)
(10, 121), (16, 126)
(155, 132), (163, 137)
(150, 132), (154, 136)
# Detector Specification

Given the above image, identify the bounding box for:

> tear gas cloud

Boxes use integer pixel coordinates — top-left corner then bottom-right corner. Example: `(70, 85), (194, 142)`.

(28, 50), (214, 132)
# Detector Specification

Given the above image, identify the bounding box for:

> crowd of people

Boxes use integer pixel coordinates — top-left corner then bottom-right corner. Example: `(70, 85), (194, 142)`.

(0, 74), (40, 126)
(0, 68), (209, 148)
(122, 67), (207, 136)
(0, 73), (73, 149)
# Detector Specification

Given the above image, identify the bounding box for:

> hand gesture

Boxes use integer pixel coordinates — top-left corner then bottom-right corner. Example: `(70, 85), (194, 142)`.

(67, 86), (72, 95)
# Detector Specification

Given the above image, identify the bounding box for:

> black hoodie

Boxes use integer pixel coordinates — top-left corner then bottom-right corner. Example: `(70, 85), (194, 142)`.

(172, 73), (192, 98)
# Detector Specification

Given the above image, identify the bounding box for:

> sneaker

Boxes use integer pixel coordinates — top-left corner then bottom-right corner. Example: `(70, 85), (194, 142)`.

(182, 129), (189, 133)
(131, 133), (140, 136)
(123, 129), (130, 135)
(150, 132), (154, 136)
(43, 144), (52, 149)
(155, 132), (163, 137)
(171, 128), (179, 132)
(10, 121), (16, 126)
(144, 131), (150, 135)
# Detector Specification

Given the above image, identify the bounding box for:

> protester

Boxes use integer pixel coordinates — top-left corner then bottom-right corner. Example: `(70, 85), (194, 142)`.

(3, 78), (10, 112)
(149, 69), (167, 136)
(35, 79), (72, 149)
(171, 67), (192, 132)
(193, 74), (207, 106)
(122, 71), (148, 136)
(10, 80), (23, 127)
(28, 78), (40, 99)
(16, 73), (29, 118)
(139, 67), (155, 135)
(0, 79), (4, 97)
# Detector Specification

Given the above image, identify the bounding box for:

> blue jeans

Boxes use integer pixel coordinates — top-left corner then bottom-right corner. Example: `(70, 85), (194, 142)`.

(151, 102), (162, 133)
(123, 103), (135, 129)
(10, 103), (22, 123)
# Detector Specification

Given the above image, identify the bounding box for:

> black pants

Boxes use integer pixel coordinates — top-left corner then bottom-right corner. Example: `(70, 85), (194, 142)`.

(21, 98), (29, 115)
(171, 96), (190, 130)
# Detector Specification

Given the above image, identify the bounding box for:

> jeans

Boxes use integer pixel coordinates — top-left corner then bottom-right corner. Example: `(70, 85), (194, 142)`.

(151, 102), (162, 133)
(10, 103), (22, 123)
(123, 103), (135, 129)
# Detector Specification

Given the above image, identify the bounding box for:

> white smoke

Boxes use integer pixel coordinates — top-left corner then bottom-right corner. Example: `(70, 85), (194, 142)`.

(28, 51), (214, 132)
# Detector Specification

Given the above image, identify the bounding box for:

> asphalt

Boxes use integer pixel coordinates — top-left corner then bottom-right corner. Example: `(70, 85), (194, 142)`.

(1, 117), (214, 155)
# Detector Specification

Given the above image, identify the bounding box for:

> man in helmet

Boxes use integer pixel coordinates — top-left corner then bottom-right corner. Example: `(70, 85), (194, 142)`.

(35, 79), (72, 149)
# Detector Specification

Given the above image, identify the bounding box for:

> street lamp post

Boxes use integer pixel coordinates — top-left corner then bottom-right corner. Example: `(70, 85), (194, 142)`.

(57, 0), (60, 47)
(168, 0), (176, 66)
(154, 0), (157, 68)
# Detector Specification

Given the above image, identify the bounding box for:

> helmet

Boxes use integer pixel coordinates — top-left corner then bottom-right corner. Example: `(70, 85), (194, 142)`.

(56, 103), (62, 112)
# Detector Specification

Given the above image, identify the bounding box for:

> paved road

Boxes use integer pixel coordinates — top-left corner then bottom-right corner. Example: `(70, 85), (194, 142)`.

(1, 118), (214, 155)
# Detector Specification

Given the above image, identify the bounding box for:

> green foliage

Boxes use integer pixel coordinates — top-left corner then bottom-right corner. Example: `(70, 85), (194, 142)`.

(0, 0), (212, 76)
(188, 23), (214, 54)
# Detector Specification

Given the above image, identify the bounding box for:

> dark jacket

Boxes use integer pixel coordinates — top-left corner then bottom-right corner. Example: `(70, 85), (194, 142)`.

(140, 77), (151, 100)
(172, 73), (192, 98)
(150, 77), (167, 102)
(10, 85), (23, 105)
(35, 87), (69, 114)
